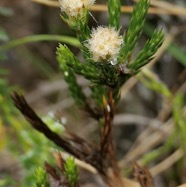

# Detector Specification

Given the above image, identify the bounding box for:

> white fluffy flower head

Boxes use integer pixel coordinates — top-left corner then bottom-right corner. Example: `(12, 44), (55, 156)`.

(87, 26), (123, 62)
(59, 0), (95, 17)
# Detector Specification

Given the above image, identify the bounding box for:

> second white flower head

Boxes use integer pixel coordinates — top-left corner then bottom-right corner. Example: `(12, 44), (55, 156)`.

(59, 0), (95, 17)
(87, 26), (123, 62)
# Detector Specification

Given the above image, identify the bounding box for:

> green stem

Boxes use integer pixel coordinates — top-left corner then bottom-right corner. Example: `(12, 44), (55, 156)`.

(0, 34), (81, 51)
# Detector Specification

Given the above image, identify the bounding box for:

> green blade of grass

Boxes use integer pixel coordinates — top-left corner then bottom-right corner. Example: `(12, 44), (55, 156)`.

(0, 34), (81, 51)
(144, 23), (186, 66)
(167, 43), (186, 66)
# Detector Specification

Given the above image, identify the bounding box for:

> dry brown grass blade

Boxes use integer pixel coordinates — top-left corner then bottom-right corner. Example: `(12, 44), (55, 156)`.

(150, 149), (184, 177)
(31, 0), (186, 16)
(53, 152), (65, 173)
(150, 0), (186, 16)
(118, 119), (174, 168)
(134, 0), (186, 16)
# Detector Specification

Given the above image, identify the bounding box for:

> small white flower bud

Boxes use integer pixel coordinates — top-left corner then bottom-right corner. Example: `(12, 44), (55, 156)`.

(87, 26), (123, 62)
(59, 0), (95, 17)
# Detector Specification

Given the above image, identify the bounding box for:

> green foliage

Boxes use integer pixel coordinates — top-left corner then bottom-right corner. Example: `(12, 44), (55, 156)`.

(32, 167), (50, 187)
(108, 0), (121, 29)
(118, 0), (150, 63)
(90, 85), (107, 108)
(57, 52), (87, 106)
(0, 70), (57, 186)
(138, 69), (171, 98)
(172, 93), (186, 149)
(0, 27), (9, 60)
(168, 43), (186, 66)
(57, 44), (100, 82)
(0, 69), (17, 125)
(0, 27), (9, 42)
(129, 29), (164, 72)
(64, 157), (79, 187)
(60, 5), (91, 60)
(144, 23), (186, 67)
(60, 8), (89, 37)
(0, 175), (15, 187)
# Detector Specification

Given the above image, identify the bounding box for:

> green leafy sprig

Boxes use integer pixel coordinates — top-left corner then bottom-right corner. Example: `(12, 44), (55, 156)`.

(32, 167), (50, 187)
(57, 44), (100, 82)
(59, 62), (86, 106)
(129, 29), (164, 72)
(64, 157), (79, 187)
(108, 0), (121, 29)
(119, 0), (150, 63)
